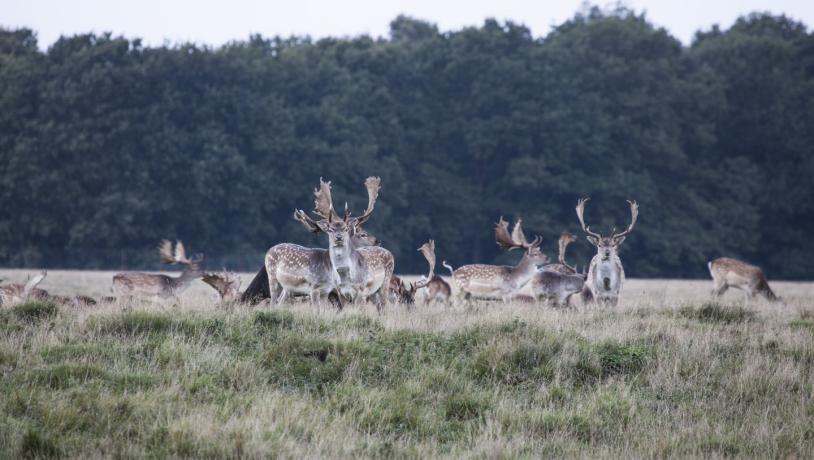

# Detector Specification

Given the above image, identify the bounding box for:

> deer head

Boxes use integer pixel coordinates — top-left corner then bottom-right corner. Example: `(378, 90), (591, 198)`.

(294, 177), (381, 250)
(575, 198), (638, 261)
(495, 217), (549, 266)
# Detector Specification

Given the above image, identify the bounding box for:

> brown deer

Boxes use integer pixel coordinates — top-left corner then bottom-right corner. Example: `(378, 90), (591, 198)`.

(201, 271), (242, 301)
(0, 271), (47, 306)
(264, 177), (392, 310)
(708, 257), (780, 301)
(575, 198), (638, 306)
(417, 239), (451, 306)
(443, 218), (548, 303)
(112, 240), (204, 300)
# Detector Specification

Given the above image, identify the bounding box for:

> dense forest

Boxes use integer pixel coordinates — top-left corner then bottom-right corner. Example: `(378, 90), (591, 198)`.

(1, 7), (813, 278)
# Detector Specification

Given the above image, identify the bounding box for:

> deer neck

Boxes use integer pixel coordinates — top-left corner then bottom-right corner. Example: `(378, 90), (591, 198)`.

(172, 265), (200, 288)
(510, 255), (540, 286)
(329, 238), (365, 284)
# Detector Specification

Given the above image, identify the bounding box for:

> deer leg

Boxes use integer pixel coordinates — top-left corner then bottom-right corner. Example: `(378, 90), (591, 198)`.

(711, 282), (727, 298)
(328, 291), (343, 310)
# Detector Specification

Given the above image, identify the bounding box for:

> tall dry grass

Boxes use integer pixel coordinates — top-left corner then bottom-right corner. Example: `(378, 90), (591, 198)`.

(0, 270), (812, 458)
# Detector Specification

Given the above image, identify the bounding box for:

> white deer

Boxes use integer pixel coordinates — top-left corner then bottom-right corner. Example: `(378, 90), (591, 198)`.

(575, 198), (638, 306)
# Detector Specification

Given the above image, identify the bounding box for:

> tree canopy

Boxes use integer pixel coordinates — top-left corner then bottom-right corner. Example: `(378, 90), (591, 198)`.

(1, 7), (812, 278)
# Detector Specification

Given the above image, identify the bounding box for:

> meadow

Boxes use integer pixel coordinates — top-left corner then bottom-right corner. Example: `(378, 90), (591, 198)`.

(1, 269), (813, 458)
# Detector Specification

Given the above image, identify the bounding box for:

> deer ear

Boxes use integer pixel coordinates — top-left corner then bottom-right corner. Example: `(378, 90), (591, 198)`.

(614, 236), (626, 245)
(586, 235), (600, 246)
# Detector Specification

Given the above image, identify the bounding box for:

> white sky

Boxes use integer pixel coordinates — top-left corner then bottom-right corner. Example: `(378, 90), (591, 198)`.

(3, 0), (813, 49)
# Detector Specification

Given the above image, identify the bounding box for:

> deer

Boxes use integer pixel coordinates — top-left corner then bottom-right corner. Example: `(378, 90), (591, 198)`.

(112, 240), (204, 300)
(0, 271), (47, 306)
(201, 271), (242, 301)
(708, 257), (780, 302)
(442, 217), (548, 303)
(530, 270), (586, 307)
(575, 197), (638, 306)
(262, 177), (392, 310)
(416, 239), (451, 306)
(542, 231), (578, 274)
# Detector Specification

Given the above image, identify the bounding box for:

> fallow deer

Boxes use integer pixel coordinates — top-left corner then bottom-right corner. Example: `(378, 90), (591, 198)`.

(264, 177), (392, 310)
(0, 271), (47, 306)
(417, 240), (451, 306)
(530, 270), (586, 307)
(708, 257), (780, 301)
(575, 198), (638, 306)
(443, 218), (548, 303)
(112, 240), (204, 299)
(201, 271), (242, 301)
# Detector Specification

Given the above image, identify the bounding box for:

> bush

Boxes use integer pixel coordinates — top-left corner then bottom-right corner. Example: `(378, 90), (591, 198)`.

(12, 301), (58, 321)
(679, 303), (755, 324)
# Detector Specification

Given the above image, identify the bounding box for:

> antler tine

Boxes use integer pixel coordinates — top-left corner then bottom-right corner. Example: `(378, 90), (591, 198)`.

(529, 235), (543, 249)
(575, 197), (602, 238)
(354, 176), (381, 225)
(612, 200), (639, 239)
(158, 239), (175, 264)
(495, 217), (521, 251)
(174, 240), (190, 264)
(312, 177), (340, 221)
(511, 218), (530, 247)
(294, 209), (323, 234)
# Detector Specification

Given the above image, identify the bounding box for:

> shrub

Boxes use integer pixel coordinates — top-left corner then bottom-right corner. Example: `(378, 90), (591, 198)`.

(12, 301), (58, 321)
(679, 303), (755, 324)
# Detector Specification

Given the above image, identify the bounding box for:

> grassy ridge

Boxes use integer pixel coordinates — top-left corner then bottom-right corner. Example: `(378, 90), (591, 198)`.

(1, 301), (813, 458)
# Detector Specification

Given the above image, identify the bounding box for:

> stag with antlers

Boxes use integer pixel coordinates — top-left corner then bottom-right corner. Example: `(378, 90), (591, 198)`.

(416, 239), (451, 306)
(575, 198), (638, 306)
(112, 240), (204, 300)
(201, 271), (242, 302)
(261, 177), (393, 310)
(0, 271), (48, 307)
(443, 218), (548, 303)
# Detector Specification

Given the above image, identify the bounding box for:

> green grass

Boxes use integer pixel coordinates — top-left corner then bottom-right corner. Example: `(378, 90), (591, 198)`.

(0, 301), (812, 458)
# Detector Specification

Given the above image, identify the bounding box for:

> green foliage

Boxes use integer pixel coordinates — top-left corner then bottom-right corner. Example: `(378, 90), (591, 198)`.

(0, 9), (811, 278)
(11, 301), (58, 321)
(20, 428), (60, 458)
(679, 303), (756, 324)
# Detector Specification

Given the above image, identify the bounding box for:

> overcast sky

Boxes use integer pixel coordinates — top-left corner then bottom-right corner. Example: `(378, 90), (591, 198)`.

(4, 0), (813, 49)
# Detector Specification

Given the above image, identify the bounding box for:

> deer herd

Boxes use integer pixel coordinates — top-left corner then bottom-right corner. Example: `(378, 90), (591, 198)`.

(0, 176), (783, 309)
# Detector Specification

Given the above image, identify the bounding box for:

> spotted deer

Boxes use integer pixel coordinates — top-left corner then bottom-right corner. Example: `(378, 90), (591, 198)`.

(112, 240), (204, 299)
(0, 271), (47, 306)
(443, 218), (548, 303)
(575, 198), (638, 306)
(417, 239), (451, 306)
(708, 257), (780, 302)
(201, 271), (242, 301)
(263, 177), (392, 310)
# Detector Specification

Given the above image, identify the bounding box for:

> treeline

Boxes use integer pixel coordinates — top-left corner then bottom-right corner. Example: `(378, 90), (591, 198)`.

(1, 7), (813, 278)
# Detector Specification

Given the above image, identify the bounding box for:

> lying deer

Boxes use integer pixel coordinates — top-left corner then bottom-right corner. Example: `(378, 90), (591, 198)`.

(112, 240), (204, 300)
(201, 271), (242, 301)
(708, 257), (780, 302)
(417, 240), (451, 306)
(0, 271), (47, 306)
(443, 218), (548, 303)
(575, 198), (638, 306)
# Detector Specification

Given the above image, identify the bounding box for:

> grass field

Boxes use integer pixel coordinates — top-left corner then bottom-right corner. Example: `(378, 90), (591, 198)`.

(1, 269), (813, 458)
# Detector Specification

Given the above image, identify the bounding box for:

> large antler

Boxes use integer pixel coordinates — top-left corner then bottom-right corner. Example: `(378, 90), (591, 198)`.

(496, 217), (542, 251)
(294, 209), (324, 233)
(612, 200), (639, 240)
(558, 231), (577, 271)
(415, 240), (437, 288)
(159, 240), (176, 264)
(313, 178), (341, 221)
(353, 176), (381, 225)
(575, 197), (602, 238)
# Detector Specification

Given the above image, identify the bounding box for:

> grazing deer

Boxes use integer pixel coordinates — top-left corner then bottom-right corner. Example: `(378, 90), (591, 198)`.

(264, 177), (392, 310)
(708, 257), (780, 302)
(389, 276), (419, 305)
(112, 240), (204, 300)
(417, 240), (451, 306)
(0, 271), (47, 306)
(575, 198), (638, 306)
(443, 218), (548, 303)
(201, 271), (242, 301)
(542, 231), (578, 274)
